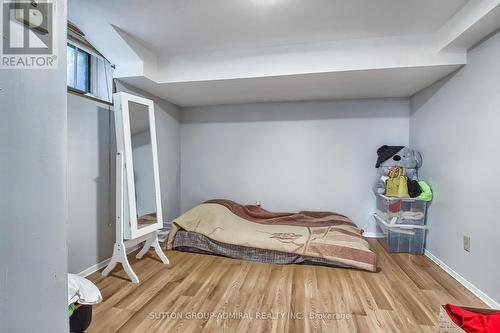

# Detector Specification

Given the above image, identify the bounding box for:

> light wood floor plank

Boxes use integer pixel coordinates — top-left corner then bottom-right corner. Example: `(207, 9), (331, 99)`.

(87, 239), (485, 333)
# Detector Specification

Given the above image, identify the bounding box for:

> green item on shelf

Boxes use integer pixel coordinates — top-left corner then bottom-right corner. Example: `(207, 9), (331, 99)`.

(417, 181), (433, 201)
(68, 303), (75, 317)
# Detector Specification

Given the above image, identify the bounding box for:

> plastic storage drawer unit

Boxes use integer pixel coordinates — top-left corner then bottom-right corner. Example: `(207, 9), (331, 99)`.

(376, 194), (427, 225)
(374, 214), (427, 254)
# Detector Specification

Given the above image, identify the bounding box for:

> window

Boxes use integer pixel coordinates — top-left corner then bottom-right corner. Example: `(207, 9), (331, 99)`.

(67, 44), (90, 93)
(66, 42), (113, 103)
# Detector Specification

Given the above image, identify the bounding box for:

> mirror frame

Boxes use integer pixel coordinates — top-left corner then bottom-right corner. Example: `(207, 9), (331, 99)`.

(114, 92), (163, 239)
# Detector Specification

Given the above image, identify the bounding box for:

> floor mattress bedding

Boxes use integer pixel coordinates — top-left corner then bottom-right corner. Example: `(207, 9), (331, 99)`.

(167, 199), (377, 272)
(172, 230), (352, 268)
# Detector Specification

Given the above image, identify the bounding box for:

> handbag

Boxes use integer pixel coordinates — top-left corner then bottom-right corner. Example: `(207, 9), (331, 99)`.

(385, 167), (409, 198)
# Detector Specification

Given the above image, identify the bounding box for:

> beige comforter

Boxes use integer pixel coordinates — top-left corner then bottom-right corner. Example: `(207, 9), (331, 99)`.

(167, 200), (376, 272)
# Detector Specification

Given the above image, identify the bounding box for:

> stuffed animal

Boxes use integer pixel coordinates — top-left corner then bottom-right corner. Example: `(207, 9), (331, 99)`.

(373, 145), (423, 195)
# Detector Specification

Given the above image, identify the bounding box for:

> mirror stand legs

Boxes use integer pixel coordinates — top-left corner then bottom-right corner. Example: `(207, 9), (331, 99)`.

(102, 242), (139, 284)
(102, 233), (169, 284)
(137, 232), (170, 265)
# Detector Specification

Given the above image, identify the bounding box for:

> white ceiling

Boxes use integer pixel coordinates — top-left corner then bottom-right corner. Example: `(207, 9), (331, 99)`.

(120, 65), (461, 107)
(70, 0), (468, 56)
(69, 0), (500, 106)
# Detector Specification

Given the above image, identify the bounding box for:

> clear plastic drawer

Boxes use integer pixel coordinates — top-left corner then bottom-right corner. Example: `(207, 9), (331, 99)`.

(376, 194), (428, 226)
(374, 214), (427, 254)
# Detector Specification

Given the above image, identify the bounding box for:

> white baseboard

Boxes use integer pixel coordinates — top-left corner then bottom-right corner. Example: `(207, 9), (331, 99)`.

(424, 250), (499, 309)
(361, 233), (498, 308)
(363, 232), (384, 238)
(77, 244), (141, 278)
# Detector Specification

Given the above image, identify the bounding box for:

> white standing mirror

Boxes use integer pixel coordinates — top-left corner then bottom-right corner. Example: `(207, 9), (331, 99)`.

(124, 97), (162, 238)
(102, 92), (169, 283)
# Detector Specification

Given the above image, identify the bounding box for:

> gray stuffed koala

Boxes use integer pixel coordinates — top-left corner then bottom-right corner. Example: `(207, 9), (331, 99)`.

(373, 145), (423, 195)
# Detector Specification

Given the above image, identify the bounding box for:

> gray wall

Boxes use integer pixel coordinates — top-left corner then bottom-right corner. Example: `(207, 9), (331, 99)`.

(67, 83), (180, 274)
(410, 31), (500, 305)
(181, 99), (410, 234)
(0, 1), (68, 332)
(67, 94), (115, 274)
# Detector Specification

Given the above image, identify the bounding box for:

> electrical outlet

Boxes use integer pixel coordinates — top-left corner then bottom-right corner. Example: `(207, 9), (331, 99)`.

(463, 235), (471, 252)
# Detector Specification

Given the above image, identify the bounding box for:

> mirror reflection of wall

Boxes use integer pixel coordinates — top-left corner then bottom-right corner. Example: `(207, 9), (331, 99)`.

(128, 101), (157, 228)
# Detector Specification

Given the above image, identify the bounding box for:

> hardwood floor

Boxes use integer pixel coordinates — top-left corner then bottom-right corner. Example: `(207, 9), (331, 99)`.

(87, 239), (484, 332)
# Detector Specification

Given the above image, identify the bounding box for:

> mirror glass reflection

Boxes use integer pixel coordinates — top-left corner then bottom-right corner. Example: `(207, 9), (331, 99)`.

(128, 101), (157, 229)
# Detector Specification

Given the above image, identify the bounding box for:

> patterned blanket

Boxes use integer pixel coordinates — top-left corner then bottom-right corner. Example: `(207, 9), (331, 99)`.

(167, 200), (377, 272)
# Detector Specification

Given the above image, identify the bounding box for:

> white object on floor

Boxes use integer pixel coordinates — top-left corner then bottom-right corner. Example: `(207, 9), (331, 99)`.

(68, 274), (103, 305)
